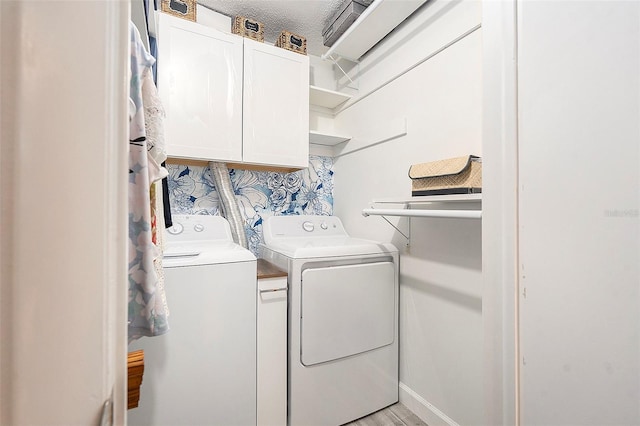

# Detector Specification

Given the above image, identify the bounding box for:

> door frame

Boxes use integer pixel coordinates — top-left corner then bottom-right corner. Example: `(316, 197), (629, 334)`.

(0, 1), (129, 424)
(481, 1), (520, 425)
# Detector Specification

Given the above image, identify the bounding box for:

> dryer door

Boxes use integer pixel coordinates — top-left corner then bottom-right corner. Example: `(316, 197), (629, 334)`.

(300, 261), (396, 366)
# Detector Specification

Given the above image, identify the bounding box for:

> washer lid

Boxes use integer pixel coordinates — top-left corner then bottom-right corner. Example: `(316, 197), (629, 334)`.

(163, 215), (256, 267)
(163, 241), (255, 267)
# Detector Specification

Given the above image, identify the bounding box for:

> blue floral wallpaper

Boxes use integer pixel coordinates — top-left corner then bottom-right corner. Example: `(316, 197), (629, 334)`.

(166, 155), (334, 255)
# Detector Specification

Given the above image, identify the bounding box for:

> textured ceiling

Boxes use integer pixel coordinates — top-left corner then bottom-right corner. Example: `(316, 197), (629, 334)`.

(197, 0), (348, 57)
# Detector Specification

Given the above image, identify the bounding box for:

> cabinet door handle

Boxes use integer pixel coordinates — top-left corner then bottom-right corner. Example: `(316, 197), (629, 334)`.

(259, 287), (287, 293)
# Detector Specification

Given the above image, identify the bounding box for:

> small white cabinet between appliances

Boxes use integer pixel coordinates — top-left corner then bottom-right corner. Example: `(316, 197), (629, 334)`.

(256, 259), (288, 426)
(156, 12), (309, 169)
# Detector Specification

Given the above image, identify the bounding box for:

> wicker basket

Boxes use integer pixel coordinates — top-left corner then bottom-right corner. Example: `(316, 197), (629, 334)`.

(127, 350), (144, 410)
(160, 0), (196, 22)
(232, 16), (265, 42)
(275, 30), (307, 55)
(408, 155), (482, 196)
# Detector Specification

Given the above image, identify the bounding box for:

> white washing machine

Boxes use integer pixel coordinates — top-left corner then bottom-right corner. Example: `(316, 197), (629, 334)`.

(128, 215), (257, 426)
(260, 215), (399, 426)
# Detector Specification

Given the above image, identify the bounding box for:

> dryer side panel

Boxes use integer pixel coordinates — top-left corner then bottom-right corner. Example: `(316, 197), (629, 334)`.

(300, 261), (396, 366)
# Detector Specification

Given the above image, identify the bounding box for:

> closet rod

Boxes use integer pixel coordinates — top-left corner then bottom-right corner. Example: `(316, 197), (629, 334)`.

(362, 208), (482, 219)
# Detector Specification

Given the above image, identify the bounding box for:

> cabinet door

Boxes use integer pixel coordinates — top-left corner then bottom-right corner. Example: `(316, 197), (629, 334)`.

(242, 38), (310, 168)
(157, 13), (243, 162)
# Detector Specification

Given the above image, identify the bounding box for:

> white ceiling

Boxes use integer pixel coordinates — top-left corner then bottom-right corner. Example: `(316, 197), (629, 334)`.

(197, 0), (349, 57)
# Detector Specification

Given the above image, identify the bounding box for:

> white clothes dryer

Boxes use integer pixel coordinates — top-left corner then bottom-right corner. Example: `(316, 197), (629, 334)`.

(129, 215), (257, 426)
(260, 215), (399, 426)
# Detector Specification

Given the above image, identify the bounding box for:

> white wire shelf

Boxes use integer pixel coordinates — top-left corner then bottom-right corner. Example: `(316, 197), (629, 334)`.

(362, 208), (482, 219)
(363, 193), (482, 220)
(362, 193), (482, 246)
(370, 194), (482, 204)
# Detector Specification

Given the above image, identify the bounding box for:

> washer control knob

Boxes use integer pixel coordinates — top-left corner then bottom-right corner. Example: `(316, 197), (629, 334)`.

(320, 222), (328, 230)
(193, 223), (205, 232)
(167, 223), (184, 235)
(302, 221), (315, 232)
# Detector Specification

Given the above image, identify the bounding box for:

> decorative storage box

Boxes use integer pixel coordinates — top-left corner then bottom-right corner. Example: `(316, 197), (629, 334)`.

(322, 0), (369, 47)
(408, 155), (482, 196)
(161, 0), (196, 22)
(275, 30), (307, 55)
(232, 16), (265, 42)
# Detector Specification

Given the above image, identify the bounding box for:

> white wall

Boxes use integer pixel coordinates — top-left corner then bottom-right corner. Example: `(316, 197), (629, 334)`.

(332, 1), (483, 424)
(334, 0), (480, 101)
(517, 1), (640, 424)
(0, 1), (129, 424)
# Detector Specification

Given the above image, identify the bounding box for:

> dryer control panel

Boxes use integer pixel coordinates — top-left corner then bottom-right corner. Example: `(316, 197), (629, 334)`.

(263, 215), (347, 243)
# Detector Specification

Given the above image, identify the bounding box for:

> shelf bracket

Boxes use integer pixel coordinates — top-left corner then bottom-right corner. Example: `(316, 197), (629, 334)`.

(326, 54), (359, 91)
(327, 54), (356, 86)
(363, 205), (411, 248)
(381, 214), (410, 247)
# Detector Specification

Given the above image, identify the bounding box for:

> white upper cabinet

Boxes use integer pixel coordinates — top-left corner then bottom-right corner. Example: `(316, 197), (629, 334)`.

(242, 38), (309, 168)
(156, 13), (309, 169)
(157, 12), (243, 162)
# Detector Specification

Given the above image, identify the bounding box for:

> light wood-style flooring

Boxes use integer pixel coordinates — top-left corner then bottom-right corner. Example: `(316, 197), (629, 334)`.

(344, 403), (428, 426)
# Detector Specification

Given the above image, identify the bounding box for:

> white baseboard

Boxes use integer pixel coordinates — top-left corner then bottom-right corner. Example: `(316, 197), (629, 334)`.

(398, 382), (460, 426)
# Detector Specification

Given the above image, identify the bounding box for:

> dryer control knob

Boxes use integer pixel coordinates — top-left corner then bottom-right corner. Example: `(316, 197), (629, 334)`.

(193, 223), (205, 232)
(167, 223), (184, 235)
(302, 221), (315, 232)
(320, 222), (328, 230)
